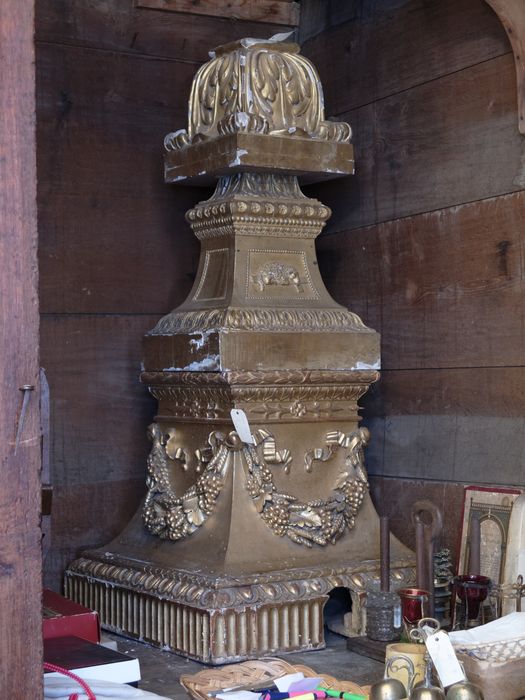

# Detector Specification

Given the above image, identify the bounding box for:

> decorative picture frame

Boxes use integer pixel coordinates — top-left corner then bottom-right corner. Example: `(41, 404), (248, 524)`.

(457, 486), (522, 584)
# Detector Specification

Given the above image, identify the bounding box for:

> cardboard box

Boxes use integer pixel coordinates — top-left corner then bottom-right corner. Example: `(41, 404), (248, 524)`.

(43, 589), (100, 643)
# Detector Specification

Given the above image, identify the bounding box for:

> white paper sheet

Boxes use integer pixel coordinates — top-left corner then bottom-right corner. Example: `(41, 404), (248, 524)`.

(216, 692), (261, 700)
(449, 611), (525, 644)
(44, 676), (172, 699)
(288, 678), (323, 693)
(215, 671), (309, 700)
(275, 674), (305, 692)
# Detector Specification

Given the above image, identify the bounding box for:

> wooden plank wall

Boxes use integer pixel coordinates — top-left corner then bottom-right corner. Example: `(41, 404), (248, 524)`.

(0, 0), (43, 694)
(301, 0), (525, 552)
(38, 0), (524, 576)
(36, 0), (297, 590)
(136, 0), (300, 25)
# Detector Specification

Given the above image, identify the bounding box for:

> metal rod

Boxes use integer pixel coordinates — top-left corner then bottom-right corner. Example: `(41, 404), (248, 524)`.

(469, 515), (481, 575)
(412, 500), (443, 619)
(416, 519), (427, 590)
(380, 516), (390, 592)
(14, 384), (34, 454)
(426, 534), (435, 617)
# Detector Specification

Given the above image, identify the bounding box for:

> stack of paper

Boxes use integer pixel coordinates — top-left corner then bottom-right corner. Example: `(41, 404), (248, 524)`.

(449, 612), (525, 645)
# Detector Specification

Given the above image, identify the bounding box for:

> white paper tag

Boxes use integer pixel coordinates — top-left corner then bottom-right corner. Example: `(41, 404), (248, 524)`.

(230, 409), (255, 444)
(393, 602), (401, 628)
(425, 630), (466, 688)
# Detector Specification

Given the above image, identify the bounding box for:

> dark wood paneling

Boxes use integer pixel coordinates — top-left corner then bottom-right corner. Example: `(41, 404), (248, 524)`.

(36, 43), (194, 198)
(318, 191), (525, 369)
(37, 0), (283, 591)
(38, 189), (199, 315)
(298, 0), (337, 42)
(365, 367), (525, 419)
(36, 0), (295, 63)
(37, 0), (525, 592)
(301, 0), (410, 42)
(0, 0), (42, 695)
(305, 3), (525, 504)
(302, 0), (509, 114)
(369, 476), (465, 557)
(44, 478), (145, 591)
(37, 43), (202, 314)
(137, 0), (300, 26)
(40, 315), (159, 486)
(362, 367), (525, 485)
(307, 53), (524, 231)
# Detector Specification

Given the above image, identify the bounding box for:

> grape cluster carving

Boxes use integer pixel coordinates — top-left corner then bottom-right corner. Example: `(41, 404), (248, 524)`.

(143, 423), (369, 547)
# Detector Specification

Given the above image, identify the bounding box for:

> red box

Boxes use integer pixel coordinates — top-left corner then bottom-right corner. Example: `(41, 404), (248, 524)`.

(43, 589), (100, 643)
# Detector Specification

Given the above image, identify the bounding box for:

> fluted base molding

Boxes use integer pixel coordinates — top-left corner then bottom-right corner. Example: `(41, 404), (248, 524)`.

(65, 556), (415, 664)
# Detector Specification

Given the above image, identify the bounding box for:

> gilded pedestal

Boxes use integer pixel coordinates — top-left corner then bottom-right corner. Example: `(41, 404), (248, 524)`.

(66, 35), (414, 664)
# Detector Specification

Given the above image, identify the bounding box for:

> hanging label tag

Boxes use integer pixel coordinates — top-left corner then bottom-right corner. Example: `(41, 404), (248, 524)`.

(425, 630), (465, 688)
(230, 409), (255, 444)
(393, 602), (401, 628)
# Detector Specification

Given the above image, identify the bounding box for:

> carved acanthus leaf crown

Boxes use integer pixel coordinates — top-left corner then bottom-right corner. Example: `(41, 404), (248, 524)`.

(164, 35), (352, 151)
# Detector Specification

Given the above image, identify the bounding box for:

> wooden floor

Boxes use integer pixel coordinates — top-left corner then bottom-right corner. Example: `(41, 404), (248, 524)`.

(105, 630), (383, 700)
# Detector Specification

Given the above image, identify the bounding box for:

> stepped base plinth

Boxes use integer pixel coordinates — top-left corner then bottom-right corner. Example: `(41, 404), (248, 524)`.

(65, 553), (415, 664)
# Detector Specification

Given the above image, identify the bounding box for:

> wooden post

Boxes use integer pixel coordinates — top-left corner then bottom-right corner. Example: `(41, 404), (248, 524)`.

(380, 516), (391, 592)
(0, 0), (43, 696)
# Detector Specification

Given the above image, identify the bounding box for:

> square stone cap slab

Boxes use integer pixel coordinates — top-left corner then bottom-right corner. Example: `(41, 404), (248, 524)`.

(165, 132), (355, 186)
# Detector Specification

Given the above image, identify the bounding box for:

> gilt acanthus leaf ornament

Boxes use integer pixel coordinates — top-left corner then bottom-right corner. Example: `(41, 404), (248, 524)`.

(164, 38), (351, 152)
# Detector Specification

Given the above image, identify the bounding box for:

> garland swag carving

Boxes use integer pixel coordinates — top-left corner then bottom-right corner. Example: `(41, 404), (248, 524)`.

(143, 423), (370, 547)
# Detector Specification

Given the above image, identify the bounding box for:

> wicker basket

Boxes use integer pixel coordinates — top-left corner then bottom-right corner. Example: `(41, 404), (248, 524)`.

(455, 652), (525, 700)
(452, 636), (525, 699)
(453, 634), (525, 662)
(180, 658), (369, 700)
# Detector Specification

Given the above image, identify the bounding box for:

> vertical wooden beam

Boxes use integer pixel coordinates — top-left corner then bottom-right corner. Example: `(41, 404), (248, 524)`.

(0, 0), (42, 697)
(485, 0), (525, 134)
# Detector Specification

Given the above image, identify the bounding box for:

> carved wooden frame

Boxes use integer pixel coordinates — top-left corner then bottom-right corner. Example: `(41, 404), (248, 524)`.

(485, 0), (525, 134)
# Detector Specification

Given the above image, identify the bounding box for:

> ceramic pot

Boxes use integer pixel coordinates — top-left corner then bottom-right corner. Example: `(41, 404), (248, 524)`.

(385, 642), (426, 692)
